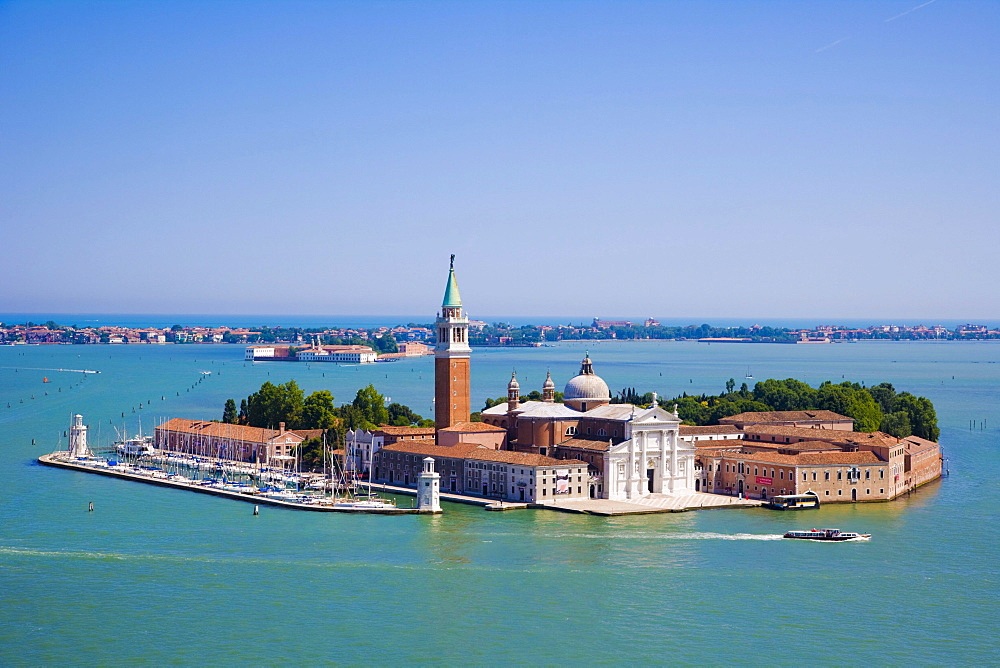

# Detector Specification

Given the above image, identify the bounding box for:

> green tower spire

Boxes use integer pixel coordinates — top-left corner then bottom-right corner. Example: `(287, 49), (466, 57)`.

(442, 254), (462, 307)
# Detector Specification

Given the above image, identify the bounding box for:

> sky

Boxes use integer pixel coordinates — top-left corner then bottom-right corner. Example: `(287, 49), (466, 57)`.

(2, 0), (997, 322)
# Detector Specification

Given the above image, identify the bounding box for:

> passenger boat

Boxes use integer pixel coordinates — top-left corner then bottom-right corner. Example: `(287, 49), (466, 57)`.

(783, 528), (870, 541)
(766, 492), (820, 510)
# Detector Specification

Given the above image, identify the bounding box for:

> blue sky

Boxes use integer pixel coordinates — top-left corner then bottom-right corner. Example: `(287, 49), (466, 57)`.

(2, 1), (997, 321)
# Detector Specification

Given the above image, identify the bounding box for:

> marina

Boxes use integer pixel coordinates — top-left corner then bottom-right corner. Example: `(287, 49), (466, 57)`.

(38, 452), (430, 514)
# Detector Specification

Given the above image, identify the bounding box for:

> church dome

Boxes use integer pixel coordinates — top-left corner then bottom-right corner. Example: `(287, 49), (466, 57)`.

(563, 354), (610, 404)
(508, 372), (520, 392)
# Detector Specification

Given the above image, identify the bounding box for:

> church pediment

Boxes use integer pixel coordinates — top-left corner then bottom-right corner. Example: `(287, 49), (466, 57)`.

(630, 405), (681, 426)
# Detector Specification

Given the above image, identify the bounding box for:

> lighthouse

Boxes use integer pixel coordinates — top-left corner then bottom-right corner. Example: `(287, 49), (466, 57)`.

(417, 457), (442, 513)
(67, 414), (91, 458)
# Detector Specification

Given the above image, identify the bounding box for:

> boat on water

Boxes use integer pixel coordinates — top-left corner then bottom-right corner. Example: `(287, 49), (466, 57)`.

(766, 492), (820, 510)
(783, 528), (870, 541)
(115, 434), (155, 457)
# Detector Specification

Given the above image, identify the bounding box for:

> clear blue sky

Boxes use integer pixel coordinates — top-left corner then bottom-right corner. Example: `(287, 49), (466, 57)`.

(2, 1), (997, 321)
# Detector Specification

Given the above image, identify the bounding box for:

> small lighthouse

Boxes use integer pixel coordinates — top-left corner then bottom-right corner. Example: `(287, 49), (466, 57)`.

(67, 414), (91, 458)
(417, 457), (442, 513)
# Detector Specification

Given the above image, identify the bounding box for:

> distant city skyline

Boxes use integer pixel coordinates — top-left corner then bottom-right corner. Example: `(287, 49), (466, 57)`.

(2, 1), (997, 318)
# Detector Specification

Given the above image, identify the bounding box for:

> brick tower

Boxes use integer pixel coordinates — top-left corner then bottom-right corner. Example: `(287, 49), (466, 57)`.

(435, 254), (471, 430)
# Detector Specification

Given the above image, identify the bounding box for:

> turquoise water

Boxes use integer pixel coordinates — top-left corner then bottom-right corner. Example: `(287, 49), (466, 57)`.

(1, 341), (997, 664)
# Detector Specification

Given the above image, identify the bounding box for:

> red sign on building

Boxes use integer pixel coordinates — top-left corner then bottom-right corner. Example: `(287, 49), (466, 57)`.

(756, 476), (773, 485)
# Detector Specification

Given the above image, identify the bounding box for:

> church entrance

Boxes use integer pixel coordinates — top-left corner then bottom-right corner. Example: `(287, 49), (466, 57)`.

(647, 469), (655, 493)
(695, 479), (700, 492)
(589, 484), (596, 498)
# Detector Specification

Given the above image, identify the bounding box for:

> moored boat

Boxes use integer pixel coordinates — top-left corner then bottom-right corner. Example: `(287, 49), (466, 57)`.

(783, 528), (870, 541)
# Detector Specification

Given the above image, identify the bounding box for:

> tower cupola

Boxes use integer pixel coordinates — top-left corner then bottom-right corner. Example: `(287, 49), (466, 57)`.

(507, 371), (520, 411)
(542, 371), (555, 403)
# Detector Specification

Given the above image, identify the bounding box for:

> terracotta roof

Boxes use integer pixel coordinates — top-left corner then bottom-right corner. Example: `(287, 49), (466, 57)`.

(761, 440), (844, 452)
(380, 441), (584, 468)
(438, 421), (507, 433)
(707, 449), (884, 466)
(374, 426), (436, 436)
(719, 410), (852, 424)
(468, 450), (587, 468)
(680, 425), (742, 435)
(694, 439), (750, 452)
(745, 424), (860, 438)
(902, 435), (940, 454)
(156, 418), (302, 443)
(380, 441), (485, 459)
(555, 438), (612, 452)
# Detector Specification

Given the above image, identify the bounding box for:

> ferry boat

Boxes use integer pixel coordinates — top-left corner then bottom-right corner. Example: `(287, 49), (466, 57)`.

(783, 528), (870, 541)
(766, 492), (820, 510)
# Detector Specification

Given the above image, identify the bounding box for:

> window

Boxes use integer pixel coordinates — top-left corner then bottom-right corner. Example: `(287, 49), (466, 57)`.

(825, 471), (830, 481)
(803, 472), (807, 481)
(812, 472), (817, 481)
(837, 471), (842, 480)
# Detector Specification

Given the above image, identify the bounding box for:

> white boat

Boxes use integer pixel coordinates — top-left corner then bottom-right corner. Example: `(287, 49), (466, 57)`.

(783, 528), (870, 541)
(115, 434), (155, 457)
(333, 497), (397, 510)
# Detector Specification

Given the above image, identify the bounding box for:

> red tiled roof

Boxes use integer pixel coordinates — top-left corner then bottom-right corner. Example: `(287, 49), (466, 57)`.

(438, 421), (507, 433)
(680, 425), (742, 435)
(156, 418), (302, 444)
(555, 438), (612, 452)
(719, 410), (852, 423)
(380, 441), (583, 468)
(374, 426), (437, 436)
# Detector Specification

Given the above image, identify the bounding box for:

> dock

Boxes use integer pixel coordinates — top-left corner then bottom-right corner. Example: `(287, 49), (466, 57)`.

(37, 453), (438, 514)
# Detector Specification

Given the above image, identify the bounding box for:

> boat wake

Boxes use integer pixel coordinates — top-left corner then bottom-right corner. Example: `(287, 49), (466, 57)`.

(669, 532), (784, 541)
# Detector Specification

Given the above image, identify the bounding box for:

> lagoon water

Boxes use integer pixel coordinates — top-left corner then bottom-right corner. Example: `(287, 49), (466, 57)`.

(1, 340), (997, 664)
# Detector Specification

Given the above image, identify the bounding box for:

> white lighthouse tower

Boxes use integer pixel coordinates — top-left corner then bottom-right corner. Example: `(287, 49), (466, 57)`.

(417, 457), (442, 513)
(67, 414), (91, 458)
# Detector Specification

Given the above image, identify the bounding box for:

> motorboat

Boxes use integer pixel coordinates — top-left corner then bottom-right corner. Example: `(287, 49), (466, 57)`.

(783, 528), (870, 541)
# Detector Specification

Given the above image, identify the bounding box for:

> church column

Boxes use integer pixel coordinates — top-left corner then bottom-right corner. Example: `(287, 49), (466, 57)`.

(659, 429), (669, 494)
(640, 430), (649, 497)
(669, 428), (678, 493)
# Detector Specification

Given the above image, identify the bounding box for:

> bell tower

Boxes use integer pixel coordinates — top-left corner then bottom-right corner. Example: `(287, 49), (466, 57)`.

(435, 254), (471, 430)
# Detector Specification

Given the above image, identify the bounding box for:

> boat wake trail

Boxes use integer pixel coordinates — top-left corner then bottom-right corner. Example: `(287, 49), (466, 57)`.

(670, 532), (783, 541)
(0, 366), (100, 374)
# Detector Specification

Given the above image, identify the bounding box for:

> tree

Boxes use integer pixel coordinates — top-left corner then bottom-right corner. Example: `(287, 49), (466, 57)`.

(895, 392), (940, 441)
(387, 402), (425, 426)
(303, 390), (337, 429)
(245, 380), (305, 429)
(880, 411), (912, 438)
(350, 384), (389, 429)
(816, 382), (882, 432)
(868, 382), (897, 414)
(222, 399), (238, 424)
(725, 378), (736, 395)
(239, 399), (248, 424)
